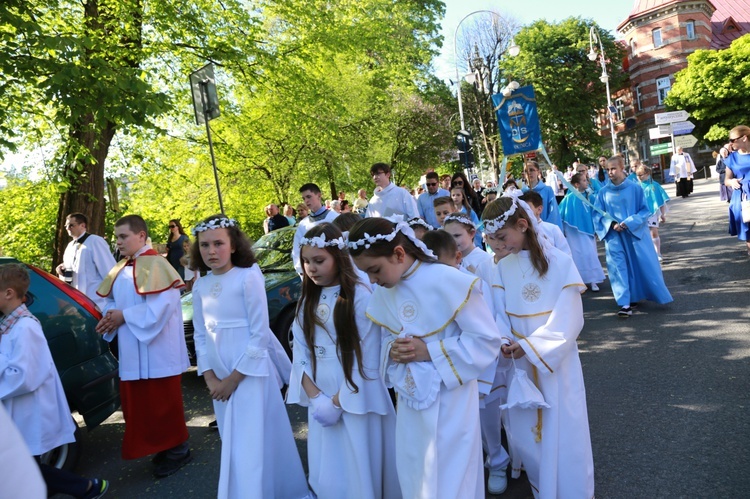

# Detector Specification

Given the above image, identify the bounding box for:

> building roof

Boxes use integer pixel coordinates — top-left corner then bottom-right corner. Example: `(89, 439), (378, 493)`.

(618, 0), (748, 49)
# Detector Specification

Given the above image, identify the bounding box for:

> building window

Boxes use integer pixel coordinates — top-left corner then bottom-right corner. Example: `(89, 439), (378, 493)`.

(656, 76), (671, 105)
(686, 21), (696, 40)
(635, 85), (643, 111)
(653, 28), (663, 48)
(630, 38), (637, 56)
(615, 97), (625, 122)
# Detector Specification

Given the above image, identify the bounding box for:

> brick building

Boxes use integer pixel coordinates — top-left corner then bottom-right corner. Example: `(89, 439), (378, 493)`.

(598, 0), (749, 172)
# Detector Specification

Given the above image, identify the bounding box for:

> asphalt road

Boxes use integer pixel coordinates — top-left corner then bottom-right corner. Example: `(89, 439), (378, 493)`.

(64, 178), (750, 498)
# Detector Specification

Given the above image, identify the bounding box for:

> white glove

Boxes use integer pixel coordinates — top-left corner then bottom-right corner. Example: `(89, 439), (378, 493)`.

(310, 393), (343, 427)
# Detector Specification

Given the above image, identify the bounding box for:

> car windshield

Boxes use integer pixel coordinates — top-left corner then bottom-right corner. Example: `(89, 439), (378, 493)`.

(252, 228), (295, 272)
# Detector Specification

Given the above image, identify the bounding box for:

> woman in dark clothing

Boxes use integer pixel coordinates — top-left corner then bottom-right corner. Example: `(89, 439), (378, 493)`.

(714, 145), (732, 203)
(451, 172), (481, 215)
(166, 219), (189, 279)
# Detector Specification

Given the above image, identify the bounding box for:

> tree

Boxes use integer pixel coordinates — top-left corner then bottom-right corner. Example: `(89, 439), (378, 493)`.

(666, 34), (750, 143)
(454, 12), (521, 178)
(499, 18), (626, 166)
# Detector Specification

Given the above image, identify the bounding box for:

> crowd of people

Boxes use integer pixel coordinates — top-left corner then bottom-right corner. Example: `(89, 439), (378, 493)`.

(3, 124), (749, 498)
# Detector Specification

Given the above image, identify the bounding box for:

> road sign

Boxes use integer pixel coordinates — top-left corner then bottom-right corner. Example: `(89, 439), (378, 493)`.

(650, 143), (673, 156)
(654, 110), (690, 125)
(674, 134), (698, 149)
(672, 120), (695, 136)
(649, 127), (670, 140)
(658, 124), (672, 135)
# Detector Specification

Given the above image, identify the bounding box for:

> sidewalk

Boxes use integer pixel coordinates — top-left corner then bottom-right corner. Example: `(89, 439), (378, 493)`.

(580, 178), (750, 497)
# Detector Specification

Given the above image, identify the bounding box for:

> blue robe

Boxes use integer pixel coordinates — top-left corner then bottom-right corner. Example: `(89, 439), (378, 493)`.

(589, 177), (603, 193)
(558, 190), (595, 236)
(523, 182), (562, 229)
(725, 152), (750, 241)
(593, 179), (673, 307)
(638, 176), (670, 215)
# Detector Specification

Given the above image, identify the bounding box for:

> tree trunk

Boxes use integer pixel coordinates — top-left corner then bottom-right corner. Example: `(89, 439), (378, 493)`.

(52, 119), (116, 271)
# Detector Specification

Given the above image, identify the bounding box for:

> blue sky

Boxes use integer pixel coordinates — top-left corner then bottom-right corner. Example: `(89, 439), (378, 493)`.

(434, 0), (636, 83)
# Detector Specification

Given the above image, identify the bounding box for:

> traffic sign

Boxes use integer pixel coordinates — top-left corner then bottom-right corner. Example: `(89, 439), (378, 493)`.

(654, 110), (690, 125)
(649, 127), (670, 140)
(672, 120), (695, 136)
(674, 134), (698, 149)
(658, 124), (672, 135)
(650, 143), (673, 156)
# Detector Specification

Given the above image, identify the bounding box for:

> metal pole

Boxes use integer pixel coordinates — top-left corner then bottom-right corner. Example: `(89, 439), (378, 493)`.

(200, 80), (225, 215)
(590, 27), (617, 154)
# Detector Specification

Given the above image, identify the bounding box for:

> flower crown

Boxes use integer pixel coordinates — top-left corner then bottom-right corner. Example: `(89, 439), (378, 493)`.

(407, 217), (434, 231)
(443, 212), (475, 229)
(347, 219), (437, 259)
(299, 233), (347, 250)
(192, 217), (238, 236)
(483, 196), (518, 234)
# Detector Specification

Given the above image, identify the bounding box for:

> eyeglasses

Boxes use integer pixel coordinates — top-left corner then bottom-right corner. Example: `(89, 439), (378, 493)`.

(453, 181), (463, 186)
(169, 225), (176, 228)
(426, 182), (437, 186)
(729, 135), (745, 143)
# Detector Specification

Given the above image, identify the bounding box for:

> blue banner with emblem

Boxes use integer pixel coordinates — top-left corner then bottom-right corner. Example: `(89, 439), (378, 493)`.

(491, 85), (541, 156)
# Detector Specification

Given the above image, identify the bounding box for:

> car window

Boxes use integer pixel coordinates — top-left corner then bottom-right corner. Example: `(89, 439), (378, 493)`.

(253, 228), (295, 272)
(24, 269), (101, 371)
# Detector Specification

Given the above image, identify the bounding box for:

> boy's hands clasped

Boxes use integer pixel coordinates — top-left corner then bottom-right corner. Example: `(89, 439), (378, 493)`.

(390, 337), (431, 363)
(95, 310), (124, 335)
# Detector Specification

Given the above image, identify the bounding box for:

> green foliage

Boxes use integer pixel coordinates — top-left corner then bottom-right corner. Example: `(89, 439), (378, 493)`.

(666, 34), (750, 143)
(0, 175), (61, 270)
(500, 18), (626, 166)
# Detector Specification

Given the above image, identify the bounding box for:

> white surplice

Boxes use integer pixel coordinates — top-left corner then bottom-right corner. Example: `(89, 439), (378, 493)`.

(287, 283), (401, 499)
(491, 248), (595, 498)
(0, 317), (76, 456)
(367, 261), (502, 499)
(192, 265), (311, 499)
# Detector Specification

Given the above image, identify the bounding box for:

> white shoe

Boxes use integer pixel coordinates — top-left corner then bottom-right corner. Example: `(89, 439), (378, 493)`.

(658, 255), (663, 262)
(590, 282), (600, 292)
(487, 468), (508, 495)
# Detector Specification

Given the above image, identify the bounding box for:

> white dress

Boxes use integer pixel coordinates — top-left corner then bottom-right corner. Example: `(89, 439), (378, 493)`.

(192, 265), (311, 499)
(287, 283), (400, 499)
(367, 261), (502, 499)
(491, 248), (595, 498)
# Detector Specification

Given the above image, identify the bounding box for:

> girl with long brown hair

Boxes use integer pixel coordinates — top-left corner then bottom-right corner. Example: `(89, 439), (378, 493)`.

(482, 196), (595, 497)
(348, 217), (502, 499)
(287, 223), (399, 499)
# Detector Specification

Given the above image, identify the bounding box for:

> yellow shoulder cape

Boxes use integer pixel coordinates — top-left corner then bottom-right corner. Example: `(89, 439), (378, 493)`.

(97, 249), (185, 297)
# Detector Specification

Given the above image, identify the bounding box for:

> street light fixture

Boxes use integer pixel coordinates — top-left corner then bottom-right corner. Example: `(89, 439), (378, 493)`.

(588, 26), (618, 154)
(454, 10), (519, 133)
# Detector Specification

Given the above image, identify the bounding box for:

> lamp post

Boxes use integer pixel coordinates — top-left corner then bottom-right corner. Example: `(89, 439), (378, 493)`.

(588, 26), (617, 154)
(453, 10), (519, 133)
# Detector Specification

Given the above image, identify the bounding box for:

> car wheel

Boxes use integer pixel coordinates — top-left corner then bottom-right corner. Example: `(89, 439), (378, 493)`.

(39, 418), (81, 471)
(272, 306), (295, 359)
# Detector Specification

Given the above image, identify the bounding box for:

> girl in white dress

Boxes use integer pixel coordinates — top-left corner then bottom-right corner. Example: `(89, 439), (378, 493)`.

(348, 217), (503, 499)
(482, 197), (595, 498)
(190, 215), (311, 499)
(287, 223), (400, 499)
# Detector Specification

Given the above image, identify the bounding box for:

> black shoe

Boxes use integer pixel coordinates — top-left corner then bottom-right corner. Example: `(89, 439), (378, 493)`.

(153, 450), (193, 478)
(208, 419), (218, 429)
(618, 306), (632, 317)
(83, 479), (109, 499)
(151, 450), (168, 465)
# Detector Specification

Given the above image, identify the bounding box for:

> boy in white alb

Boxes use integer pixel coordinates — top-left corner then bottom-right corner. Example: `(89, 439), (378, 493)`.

(1, 263), (109, 498)
(292, 183), (339, 277)
(96, 215), (191, 478)
(365, 162), (419, 219)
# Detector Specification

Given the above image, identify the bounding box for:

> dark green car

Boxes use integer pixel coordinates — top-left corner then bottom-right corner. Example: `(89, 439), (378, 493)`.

(181, 225), (301, 362)
(0, 257), (120, 470)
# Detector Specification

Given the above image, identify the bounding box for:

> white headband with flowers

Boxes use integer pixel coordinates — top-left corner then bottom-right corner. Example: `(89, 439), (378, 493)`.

(299, 233), (347, 250)
(443, 212), (475, 229)
(192, 217), (238, 236)
(407, 217), (434, 231)
(483, 196), (518, 234)
(347, 218), (437, 259)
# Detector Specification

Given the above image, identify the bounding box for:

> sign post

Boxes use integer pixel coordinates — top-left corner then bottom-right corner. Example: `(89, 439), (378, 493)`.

(654, 110), (692, 155)
(190, 63), (225, 214)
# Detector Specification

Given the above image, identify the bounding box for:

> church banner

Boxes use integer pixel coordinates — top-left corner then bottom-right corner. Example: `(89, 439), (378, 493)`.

(492, 85), (541, 156)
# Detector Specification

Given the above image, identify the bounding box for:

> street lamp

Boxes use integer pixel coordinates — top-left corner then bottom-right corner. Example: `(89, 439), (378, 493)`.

(588, 26), (617, 154)
(454, 10), (519, 132)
